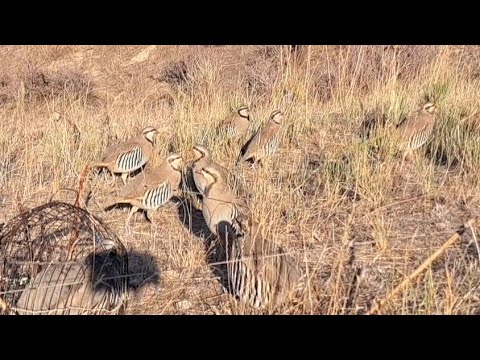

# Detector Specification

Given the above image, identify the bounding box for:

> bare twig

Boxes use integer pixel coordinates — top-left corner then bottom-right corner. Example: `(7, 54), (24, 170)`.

(75, 164), (91, 208)
(48, 188), (79, 203)
(469, 221), (480, 262)
(66, 164), (92, 260)
(367, 220), (475, 315)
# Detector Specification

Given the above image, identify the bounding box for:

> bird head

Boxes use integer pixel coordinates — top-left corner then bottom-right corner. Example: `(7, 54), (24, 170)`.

(192, 144), (210, 162)
(166, 153), (183, 171)
(270, 110), (283, 124)
(142, 126), (159, 145)
(423, 102), (436, 114)
(238, 105), (250, 119)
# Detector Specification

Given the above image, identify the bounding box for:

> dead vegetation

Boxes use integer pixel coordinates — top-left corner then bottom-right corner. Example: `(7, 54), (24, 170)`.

(1, 45), (480, 314)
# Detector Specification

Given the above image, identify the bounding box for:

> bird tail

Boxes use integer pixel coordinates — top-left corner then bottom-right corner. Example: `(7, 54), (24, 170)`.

(90, 161), (108, 169)
(103, 196), (124, 210)
(236, 152), (248, 166)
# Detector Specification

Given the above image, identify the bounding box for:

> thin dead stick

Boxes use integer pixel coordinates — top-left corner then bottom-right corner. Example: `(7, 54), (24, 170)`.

(469, 223), (480, 262)
(367, 219), (475, 315)
(67, 164), (92, 261)
(75, 164), (91, 208)
(48, 188), (79, 203)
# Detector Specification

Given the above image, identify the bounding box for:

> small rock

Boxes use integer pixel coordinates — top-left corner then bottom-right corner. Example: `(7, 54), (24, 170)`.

(175, 300), (192, 311)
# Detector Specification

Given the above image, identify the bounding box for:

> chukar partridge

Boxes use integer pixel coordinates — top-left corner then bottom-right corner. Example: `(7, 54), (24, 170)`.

(104, 153), (182, 232)
(91, 126), (159, 185)
(395, 102), (436, 154)
(15, 251), (127, 315)
(220, 105), (251, 139)
(238, 110), (283, 166)
(195, 164), (245, 240)
(192, 144), (228, 196)
(227, 214), (306, 309)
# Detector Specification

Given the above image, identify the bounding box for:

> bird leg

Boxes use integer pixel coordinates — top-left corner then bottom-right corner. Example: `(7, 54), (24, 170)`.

(250, 159), (264, 169)
(145, 209), (159, 232)
(144, 209), (156, 223)
(125, 206), (138, 236)
(107, 172), (117, 187)
(398, 149), (414, 174)
(121, 173), (129, 185)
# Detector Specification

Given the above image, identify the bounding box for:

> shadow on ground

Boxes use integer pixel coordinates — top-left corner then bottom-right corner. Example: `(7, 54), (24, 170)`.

(176, 195), (232, 296)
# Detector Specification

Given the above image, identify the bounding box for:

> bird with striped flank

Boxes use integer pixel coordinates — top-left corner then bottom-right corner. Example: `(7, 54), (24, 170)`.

(192, 144), (228, 196)
(15, 250), (128, 315)
(219, 105), (251, 139)
(104, 153), (183, 234)
(91, 126), (159, 185)
(227, 214), (307, 310)
(195, 164), (246, 241)
(395, 101), (436, 157)
(238, 110), (283, 167)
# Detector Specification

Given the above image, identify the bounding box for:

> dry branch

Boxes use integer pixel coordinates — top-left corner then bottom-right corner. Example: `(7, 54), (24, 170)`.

(75, 163), (91, 208)
(367, 219), (475, 315)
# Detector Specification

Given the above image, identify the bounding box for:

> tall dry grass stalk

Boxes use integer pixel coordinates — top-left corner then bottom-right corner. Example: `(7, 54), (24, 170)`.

(1, 45), (480, 314)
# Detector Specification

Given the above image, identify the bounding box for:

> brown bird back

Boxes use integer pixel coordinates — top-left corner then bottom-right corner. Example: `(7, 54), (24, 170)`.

(396, 102), (436, 151)
(240, 110), (282, 163)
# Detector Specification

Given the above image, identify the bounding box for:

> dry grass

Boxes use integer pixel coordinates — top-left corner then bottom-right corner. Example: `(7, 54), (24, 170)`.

(2, 45), (480, 314)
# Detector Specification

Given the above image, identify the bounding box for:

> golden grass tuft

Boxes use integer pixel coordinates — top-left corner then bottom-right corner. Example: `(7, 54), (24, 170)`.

(2, 45), (480, 314)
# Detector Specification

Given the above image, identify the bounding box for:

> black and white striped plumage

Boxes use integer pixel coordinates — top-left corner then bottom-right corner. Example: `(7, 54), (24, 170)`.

(195, 165), (244, 239)
(192, 144), (229, 196)
(239, 110), (283, 165)
(142, 182), (173, 210)
(226, 215), (306, 309)
(220, 105), (250, 139)
(104, 154), (183, 230)
(115, 146), (146, 173)
(92, 126), (158, 184)
(396, 102), (436, 152)
(227, 236), (274, 308)
(15, 251), (128, 315)
(225, 124), (240, 137)
(265, 133), (280, 156)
